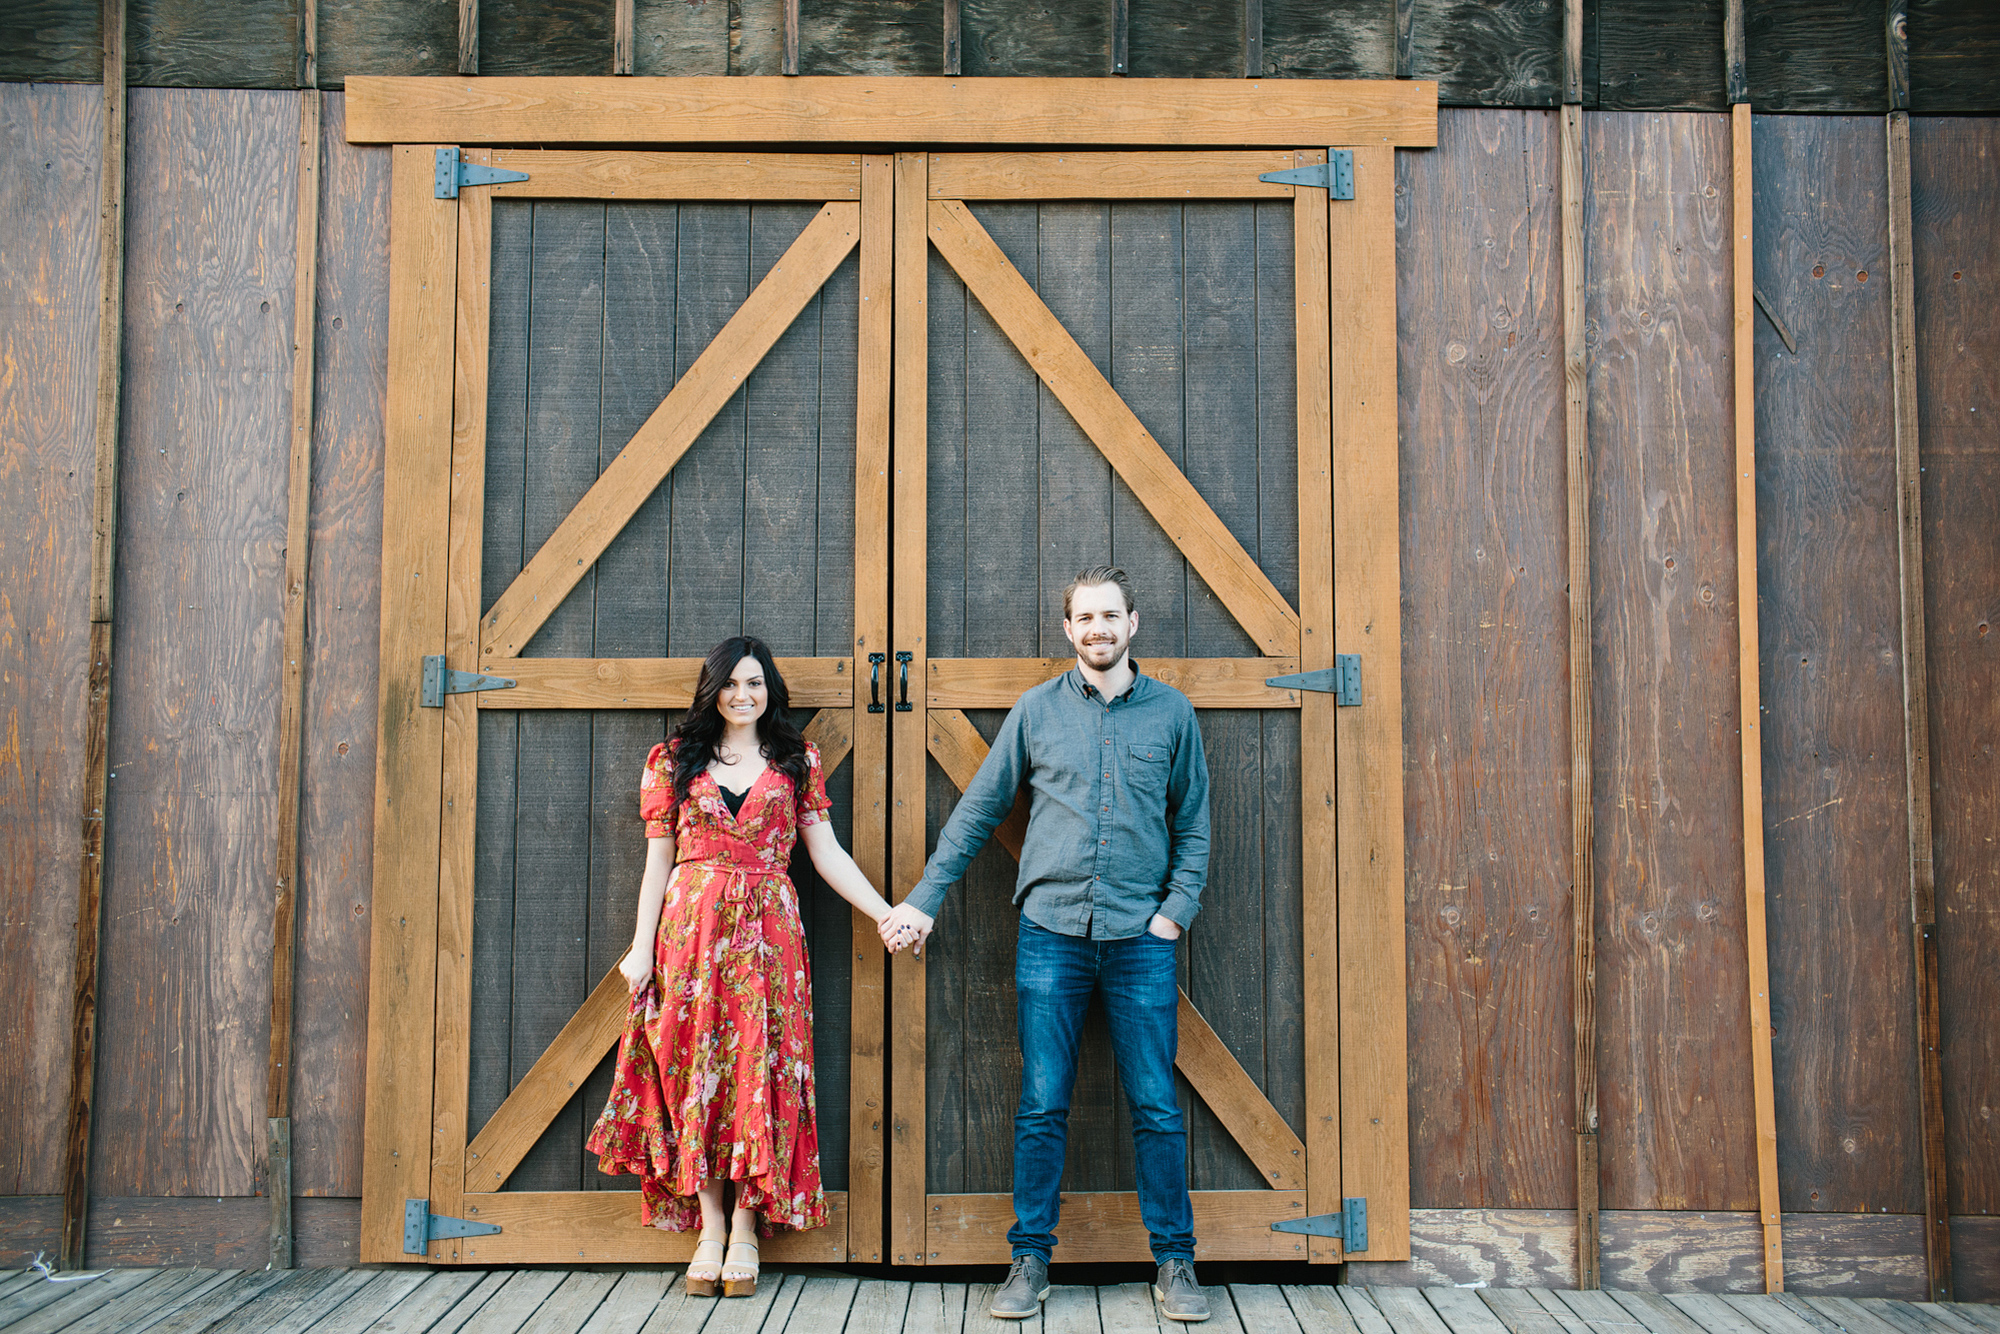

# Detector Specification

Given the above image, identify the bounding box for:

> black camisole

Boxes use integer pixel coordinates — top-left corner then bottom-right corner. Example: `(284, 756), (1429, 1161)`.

(717, 783), (749, 818)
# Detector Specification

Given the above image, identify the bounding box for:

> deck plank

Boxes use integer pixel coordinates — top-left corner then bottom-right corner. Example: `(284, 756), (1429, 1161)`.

(773, 1273), (856, 1332)
(0, 1268), (116, 1326)
(310, 1270), (438, 1334)
(695, 1271), (788, 1332)
(1768, 1296), (1854, 1334)
(850, 1278), (915, 1332)
(636, 1270), (722, 1334)
(213, 1266), (379, 1333)
(1428, 1286), (1515, 1334)
(1800, 1297), (1909, 1334)
(0, 1272), (43, 1300)
(1097, 1282), (1162, 1334)
(1724, 1295), (1831, 1334)
(1606, 1291), (1714, 1334)
(44, 1267), (226, 1334)
(1879, 1303), (1990, 1334)
(1042, 1285), (1100, 1334)
(520, 1271), (622, 1334)
(1286, 1285), (1363, 1334)
(364, 1269), (506, 1334)
(1374, 1287), (1461, 1334)
(1230, 1286), (1302, 1334)
(459, 1270), (570, 1334)
(575, 1270), (676, 1334)
(1479, 1290), (1567, 1334)
(1548, 1289), (1655, 1334)
(1669, 1295), (1770, 1334)
(1942, 1308), (2000, 1334)
(1190, 1284), (1247, 1334)
(4, 1267), (160, 1334)
(137, 1269), (306, 1334)
(900, 1282), (968, 1334)
(1340, 1288), (1401, 1334)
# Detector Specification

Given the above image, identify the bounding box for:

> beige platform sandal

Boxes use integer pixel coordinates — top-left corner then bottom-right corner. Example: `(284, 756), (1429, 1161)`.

(721, 1237), (760, 1298)
(684, 1236), (727, 1297)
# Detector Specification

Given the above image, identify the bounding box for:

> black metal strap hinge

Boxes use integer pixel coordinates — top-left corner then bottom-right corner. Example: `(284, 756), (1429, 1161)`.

(1271, 1197), (1369, 1251)
(1259, 150), (1354, 200)
(435, 148), (530, 199)
(420, 655), (517, 708)
(1265, 653), (1362, 706)
(404, 1199), (501, 1255)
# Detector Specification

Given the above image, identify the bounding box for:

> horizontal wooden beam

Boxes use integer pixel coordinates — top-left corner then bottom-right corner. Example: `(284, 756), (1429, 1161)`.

(486, 150), (860, 200)
(926, 1191), (1312, 1263)
(450, 1191), (848, 1263)
(344, 76), (1439, 148)
(926, 657), (1302, 709)
(475, 657), (854, 710)
(928, 150), (1299, 200)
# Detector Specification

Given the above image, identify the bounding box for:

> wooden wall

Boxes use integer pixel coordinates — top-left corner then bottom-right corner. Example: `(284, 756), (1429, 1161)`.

(3, 1), (2000, 112)
(0, 79), (103, 1199)
(0, 80), (1994, 1294)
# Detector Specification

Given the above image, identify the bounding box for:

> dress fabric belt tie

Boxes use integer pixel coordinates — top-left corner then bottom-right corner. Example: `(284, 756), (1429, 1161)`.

(682, 855), (785, 953)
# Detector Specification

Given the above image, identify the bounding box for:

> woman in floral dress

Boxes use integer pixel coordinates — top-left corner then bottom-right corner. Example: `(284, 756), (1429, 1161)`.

(586, 635), (916, 1296)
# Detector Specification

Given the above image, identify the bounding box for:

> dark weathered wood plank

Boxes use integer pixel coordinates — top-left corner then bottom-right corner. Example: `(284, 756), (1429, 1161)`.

(1885, 106), (1949, 1303)
(1259, 0), (1392, 80)
(960, 0), (1110, 75)
(799, 0), (945, 75)
(1909, 1), (2000, 113)
(508, 199), (607, 1193)
(0, 82), (101, 1202)
(1587, 110), (1756, 1214)
(1746, 2), (1884, 112)
(1129, 0), (1242, 78)
(1752, 112), (1922, 1219)
(1908, 117), (2000, 1235)
(288, 89), (390, 1199)
(1596, 0), (1723, 110)
(1394, 110), (1572, 1212)
(97, 86), (298, 1203)
(126, 0), (294, 87)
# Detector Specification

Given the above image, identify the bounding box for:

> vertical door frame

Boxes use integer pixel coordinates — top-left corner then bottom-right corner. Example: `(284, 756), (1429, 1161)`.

(362, 149), (891, 1265)
(886, 148), (1412, 1265)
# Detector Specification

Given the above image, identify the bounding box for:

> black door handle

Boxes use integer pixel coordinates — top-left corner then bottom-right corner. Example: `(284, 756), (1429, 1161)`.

(867, 653), (886, 714)
(895, 651), (913, 712)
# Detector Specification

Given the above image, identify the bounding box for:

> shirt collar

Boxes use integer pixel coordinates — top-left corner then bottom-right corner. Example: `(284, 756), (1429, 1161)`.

(1070, 659), (1145, 703)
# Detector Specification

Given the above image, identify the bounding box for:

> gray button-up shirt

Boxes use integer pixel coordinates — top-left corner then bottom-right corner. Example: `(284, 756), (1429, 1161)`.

(905, 663), (1210, 939)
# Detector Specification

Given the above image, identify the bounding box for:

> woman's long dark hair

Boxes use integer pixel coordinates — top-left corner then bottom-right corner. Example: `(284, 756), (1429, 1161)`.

(662, 636), (809, 822)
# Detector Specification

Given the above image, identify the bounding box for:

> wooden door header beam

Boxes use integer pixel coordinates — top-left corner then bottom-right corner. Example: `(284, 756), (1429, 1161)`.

(344, 76), (1437, 148)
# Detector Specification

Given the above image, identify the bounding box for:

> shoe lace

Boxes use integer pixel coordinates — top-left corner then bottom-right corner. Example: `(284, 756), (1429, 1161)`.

(1161, 1258), (1197, 1288)
(1008, 1256), (1038, 1283)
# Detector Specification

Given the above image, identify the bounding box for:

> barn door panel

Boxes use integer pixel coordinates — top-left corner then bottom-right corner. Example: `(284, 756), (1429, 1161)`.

(887, 151), (1400, 1266)
(362, 150), (891, 1265)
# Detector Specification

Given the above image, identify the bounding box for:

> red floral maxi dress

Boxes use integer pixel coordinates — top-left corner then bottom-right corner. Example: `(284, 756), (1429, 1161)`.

(585, 739), (832, 1235)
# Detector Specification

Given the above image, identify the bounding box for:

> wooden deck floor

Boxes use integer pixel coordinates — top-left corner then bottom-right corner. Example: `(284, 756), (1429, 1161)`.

(0, 1265), (1995, 1334)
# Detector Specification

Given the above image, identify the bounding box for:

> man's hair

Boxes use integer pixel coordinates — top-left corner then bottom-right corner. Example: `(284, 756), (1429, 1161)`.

(1062, 565), (1136, 620)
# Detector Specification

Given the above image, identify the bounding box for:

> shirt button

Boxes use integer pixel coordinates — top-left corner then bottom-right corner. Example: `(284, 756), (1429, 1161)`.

(1100, 839), (1107, 845)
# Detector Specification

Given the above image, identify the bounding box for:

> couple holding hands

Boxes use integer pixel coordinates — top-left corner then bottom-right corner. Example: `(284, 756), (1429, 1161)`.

(585, 566), (1215, 1322)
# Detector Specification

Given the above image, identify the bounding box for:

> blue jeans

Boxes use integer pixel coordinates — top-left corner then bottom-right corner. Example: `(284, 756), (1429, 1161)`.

(1009, 915), (1196, 1265)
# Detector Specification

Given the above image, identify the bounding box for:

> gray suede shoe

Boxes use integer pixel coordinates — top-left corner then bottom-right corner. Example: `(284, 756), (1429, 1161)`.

(990, 1254), (1051, 1319)
(1154, 1259), (1210, 1322)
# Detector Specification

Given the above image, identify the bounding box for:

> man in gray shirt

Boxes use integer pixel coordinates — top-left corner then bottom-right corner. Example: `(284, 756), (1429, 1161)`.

(881, 566), (1212, 1322)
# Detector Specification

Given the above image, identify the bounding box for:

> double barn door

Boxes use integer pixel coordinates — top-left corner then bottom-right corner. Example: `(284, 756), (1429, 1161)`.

(360, 145), (1408, 1268)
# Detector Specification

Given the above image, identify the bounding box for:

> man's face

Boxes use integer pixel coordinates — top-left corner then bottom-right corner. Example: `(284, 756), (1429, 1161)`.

(1062, 582), (1136, 671)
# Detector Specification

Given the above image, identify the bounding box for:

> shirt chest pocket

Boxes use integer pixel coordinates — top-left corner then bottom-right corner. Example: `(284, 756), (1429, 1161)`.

(1124, 742), (1170, 800)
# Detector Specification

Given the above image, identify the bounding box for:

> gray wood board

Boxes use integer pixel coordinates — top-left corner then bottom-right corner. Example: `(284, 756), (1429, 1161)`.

(293, 89), (392, 1199)
(96, 86), (298, 1197)
(1752, 112), (1923, 1218)
(0, 81), (101, 1197)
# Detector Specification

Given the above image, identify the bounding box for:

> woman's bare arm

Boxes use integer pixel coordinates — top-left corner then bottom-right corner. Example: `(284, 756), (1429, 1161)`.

(799, 820), (893, 924)
(618, 835), (675, 993)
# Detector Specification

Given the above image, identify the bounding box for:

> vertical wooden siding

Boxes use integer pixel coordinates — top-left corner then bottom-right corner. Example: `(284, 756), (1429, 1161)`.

(95, 87), (298, 1197)
(292, 91), (389, 1199)
(1396, 109), (1574, 1211)
(1585, 111), (1756, 1214)
(1910, 120), (1999, 1224)
(1754, 115), (1922, 1218)
(0, 81), (102, 1197)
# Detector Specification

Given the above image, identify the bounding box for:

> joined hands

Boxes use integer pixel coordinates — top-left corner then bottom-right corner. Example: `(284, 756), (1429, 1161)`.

(877, 901), (936, 956)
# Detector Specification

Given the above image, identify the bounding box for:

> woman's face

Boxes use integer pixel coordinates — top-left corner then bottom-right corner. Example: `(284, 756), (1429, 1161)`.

(716, 654), (769, 729)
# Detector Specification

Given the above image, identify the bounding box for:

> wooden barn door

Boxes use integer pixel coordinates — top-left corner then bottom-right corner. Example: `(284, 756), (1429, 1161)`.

(361, 148), (893, 1264)
(885, 150), (1410, 1265)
